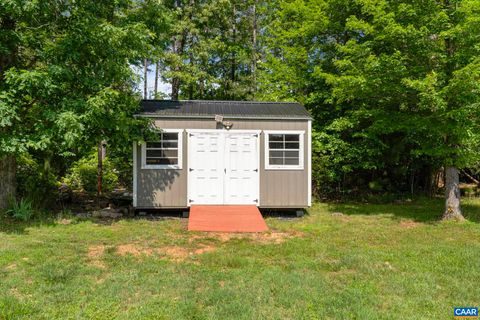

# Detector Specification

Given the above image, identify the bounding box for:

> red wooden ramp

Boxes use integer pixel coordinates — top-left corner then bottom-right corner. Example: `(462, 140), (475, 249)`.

(188, 205), (268, 232)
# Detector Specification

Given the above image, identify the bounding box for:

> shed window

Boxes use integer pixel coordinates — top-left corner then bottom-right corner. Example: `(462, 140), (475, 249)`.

(265, 131), (304, 170)
(142, 130), (183, 169)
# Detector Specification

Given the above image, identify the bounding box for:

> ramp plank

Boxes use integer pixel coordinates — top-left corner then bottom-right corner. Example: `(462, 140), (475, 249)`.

(188, 205), (268, 232)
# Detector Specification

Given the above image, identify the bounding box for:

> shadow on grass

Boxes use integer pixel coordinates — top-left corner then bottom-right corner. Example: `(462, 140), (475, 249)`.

(86, 209), (186, 227)
(326, 197), (480, 223)
(0, 209), (185, 233)
(260, 209), (308, 220)
(3, 199), (479, 234)
(0, 213), (57, 234)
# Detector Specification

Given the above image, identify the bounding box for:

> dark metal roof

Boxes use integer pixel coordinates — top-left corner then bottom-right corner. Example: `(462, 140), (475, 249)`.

(138, 100), (312, 120)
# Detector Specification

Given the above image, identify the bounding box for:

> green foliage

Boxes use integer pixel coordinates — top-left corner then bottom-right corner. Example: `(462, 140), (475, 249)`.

(261, 0), (480, 197)
(6, 197), (34, 221)
(62, 153), (119, 193)
(0, 0), (160, 205)
(152, 0), (268, 100)
(16, 155), (58, 208)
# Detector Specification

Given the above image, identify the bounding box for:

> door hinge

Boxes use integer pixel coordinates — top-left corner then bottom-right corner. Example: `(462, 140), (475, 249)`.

(189, 199), (194, 203)
(253, 134), (258, 137)
(189, 168), (194, 172)
(189, 133), (194, 137)
(254, 169), (258, 172)
(224, 168), (226, 174)
(254, 199), (258, 203)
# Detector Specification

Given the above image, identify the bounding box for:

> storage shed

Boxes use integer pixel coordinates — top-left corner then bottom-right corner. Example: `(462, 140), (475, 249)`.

(133, 100), (312, 210)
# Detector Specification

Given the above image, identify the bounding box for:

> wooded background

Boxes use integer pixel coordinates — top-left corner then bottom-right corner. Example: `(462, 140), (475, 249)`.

(1, 0), (479, 219)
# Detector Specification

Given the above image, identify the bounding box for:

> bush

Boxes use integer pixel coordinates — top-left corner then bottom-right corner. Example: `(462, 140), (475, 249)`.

(16, 155), (58, 208)
(62, 153), (119, 193)
(6, 198), (34, 221)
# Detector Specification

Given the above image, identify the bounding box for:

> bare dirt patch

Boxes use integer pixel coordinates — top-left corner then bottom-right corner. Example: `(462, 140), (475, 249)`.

(88, 245), (105, 259)
(87, 245), (107, 269)
(5, 263), (17, 271)
(159, 246), (189, 261)
(189, 230), (304, 245)
(194, 245), (217, 254)
(114, 243), (217, 262)
(89, 230), (302, 264)
(399, 220), (420, 229)
(58, 219), (72, 225)
(117, 244), (151, 257)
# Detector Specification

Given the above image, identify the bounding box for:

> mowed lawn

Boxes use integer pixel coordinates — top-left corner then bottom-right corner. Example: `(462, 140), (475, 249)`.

(1, 199), (480, 320)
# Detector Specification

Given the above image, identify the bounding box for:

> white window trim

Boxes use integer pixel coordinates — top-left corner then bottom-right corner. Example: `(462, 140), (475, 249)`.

(264, 130), (305, 170)
(141, 129), (183, 170)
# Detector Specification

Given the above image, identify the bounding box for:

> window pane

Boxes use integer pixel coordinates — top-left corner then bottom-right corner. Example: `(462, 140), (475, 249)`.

(161, 150), (178, 158)
(285, 134), (299, 142)
(267, 133), (302, 168)
(284, 150), (299, 158)
(162, 141), (178, 148)
(146, 142), (162, 149)
(269, 134), (284, 142)
(269, 151), (284, 158)
(159, 158), (177, 165)
(269, 158), (284, 165)
(284, 158), (299, 165)
(285, 142), (299, 149)
(145, 131), (180, 166)
(269, 142), (284, 149)
(162, 132), (178, 141)
(146, 158), (178, 165)
(146, 150), (164, 158)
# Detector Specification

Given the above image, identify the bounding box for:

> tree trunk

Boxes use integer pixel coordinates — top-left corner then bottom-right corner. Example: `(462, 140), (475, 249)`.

(0, 155), (16, 209)
(154, 60), (159, 98)
(442, 166), (464, 221)
(251, 0), (257, 98)
(230, 4), (237, 89)
(171, 34), (185, 100)
(143, 58), (148, 99)
(97, 141), (105, 197)
(171, 0), (188, 101)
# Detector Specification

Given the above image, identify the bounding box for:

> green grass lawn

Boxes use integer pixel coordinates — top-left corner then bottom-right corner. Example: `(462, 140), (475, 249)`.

(1, 198), (480, 319)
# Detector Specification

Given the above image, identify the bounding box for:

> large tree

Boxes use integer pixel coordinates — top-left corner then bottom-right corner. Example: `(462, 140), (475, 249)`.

(0, 0), (159, 208)
(261, 0), (480, 218)
(159, 0), (267, 100)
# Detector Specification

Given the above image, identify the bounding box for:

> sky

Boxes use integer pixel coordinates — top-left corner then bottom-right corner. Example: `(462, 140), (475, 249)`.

(133, 64), (171, 99)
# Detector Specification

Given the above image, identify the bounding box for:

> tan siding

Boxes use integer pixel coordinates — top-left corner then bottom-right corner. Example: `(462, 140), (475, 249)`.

(136, 118), (309, 208)
(135, 131), (188, 208)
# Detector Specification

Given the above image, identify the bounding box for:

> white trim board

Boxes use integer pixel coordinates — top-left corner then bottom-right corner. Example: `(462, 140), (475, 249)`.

(133, 142), (137, 207)
(307, 120), (312, 207)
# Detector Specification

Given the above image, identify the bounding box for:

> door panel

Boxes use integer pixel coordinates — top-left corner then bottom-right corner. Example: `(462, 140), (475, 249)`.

(188, 131), (259, 205)
(188, 132), (224, 205)
(224, 133), (259, 205)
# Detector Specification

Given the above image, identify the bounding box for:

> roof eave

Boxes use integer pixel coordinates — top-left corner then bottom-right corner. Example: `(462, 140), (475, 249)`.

(134, 114), (313, 120)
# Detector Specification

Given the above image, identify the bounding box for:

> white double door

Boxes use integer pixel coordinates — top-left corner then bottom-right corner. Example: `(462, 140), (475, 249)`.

(188, 130), (260, 205)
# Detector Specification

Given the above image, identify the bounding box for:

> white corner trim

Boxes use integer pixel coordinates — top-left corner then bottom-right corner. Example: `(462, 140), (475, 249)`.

(133, 142), (137, 207)
(307, 120), (312, 207)
(264, 130), (305, 170)
(141, 129), (183, 170)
